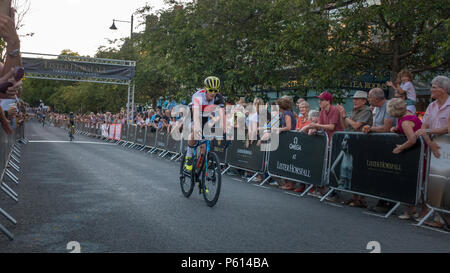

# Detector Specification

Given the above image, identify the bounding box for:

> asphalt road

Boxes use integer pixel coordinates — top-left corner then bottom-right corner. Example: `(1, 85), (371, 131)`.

(0, 120), (449, 253)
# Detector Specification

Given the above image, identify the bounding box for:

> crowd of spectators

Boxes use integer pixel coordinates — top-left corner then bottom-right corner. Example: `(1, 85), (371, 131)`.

(44, 72), (450, 230)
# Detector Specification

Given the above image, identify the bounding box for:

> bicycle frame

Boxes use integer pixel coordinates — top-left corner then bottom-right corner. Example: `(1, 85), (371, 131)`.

(193, 139), (211, 179)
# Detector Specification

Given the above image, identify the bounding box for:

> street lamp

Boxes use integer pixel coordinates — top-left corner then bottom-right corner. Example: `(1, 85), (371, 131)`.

(109, 14), (135, 123)
(109, 14), (134, 39)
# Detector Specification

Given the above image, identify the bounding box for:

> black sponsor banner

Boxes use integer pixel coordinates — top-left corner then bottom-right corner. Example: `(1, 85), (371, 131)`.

(426, 134), (450, 223)
(95, 124), (101, 136)
(226, 136), (265, 173)
(121, 124), (128, 141)
(329, 132), (422, 205)
(136, 126), (146, 145)
(166, 132), (181, 153)
(155, 129), (168, 150)
(23, 57), (135, 81)
(145, 127), (156, 147)
(128, 125), (137, 143)
(211, 138), (227, 164)
(267, 131), (328, 186)
(90, 124), (95, 135)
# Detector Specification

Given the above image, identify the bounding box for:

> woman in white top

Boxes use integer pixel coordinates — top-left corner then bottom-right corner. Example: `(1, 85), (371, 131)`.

(387, 69), (417, 114)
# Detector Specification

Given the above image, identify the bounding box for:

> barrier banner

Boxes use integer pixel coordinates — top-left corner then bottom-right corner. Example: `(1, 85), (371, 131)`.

(101, 124), (109, 138)
(426, 134), (450, 223)
(211, 138), (227, 164)
(108, 124), (116, 140)
(145, 127), (156, 147)
(329, 132), (422, 205)
(136, 126), (146, 145)
(155, 129), (168, 150)
(129, 125), (137, 143)
(226, 136), (266, 173)
(267, 131), (328, 186)
(166, 130), (181, 154)
(121, 123), (128, 141)
(89, 123), (95, 135)
(114, 124), (122, 141)
(95, 123), (101, 136)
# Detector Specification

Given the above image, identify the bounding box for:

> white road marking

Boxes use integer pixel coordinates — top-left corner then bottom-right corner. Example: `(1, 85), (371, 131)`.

(29, 140), (115, 145)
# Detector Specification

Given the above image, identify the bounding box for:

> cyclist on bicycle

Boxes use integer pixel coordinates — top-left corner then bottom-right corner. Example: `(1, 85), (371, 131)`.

(184, 76), (225, 171)
(68, 112), (75, 136)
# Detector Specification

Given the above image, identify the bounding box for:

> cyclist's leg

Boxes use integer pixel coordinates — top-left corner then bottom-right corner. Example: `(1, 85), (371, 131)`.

(185, 120), (202, 171)
(184, 131), (196, 171)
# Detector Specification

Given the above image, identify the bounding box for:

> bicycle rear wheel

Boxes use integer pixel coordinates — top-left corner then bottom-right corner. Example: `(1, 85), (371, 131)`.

(179, 152), (195, 197)
(201, 152), (222, 207)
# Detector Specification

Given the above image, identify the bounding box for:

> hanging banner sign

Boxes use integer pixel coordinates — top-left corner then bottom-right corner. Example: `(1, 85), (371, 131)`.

(166, 130), (181, 154)
(108, 124), (116, 140)
(329, 132), (423, 205)
(155, 129), (168, 150)
(23, 57), (136, 81)
(101, 124), (108, 138)
(128, 125), (137, 143)
(210, 137), (227, 164)
(136, 126), (146, 145)
(267, 131), (328, 186)
(145, 127), (157, 147)
(226, 138), (266, 173)
(121, 124), (128, 141)
(114, 124), (122, 141)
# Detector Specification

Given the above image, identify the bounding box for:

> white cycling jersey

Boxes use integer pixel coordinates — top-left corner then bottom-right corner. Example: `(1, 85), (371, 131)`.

(191, 89), (225, 117)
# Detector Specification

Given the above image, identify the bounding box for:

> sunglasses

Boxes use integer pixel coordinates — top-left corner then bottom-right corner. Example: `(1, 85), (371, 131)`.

(206, 88), (219, 93)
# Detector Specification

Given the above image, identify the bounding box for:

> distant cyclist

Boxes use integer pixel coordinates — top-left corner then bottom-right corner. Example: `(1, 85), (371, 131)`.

(184, 76), (226, 171)
(68, 112), (75, 140)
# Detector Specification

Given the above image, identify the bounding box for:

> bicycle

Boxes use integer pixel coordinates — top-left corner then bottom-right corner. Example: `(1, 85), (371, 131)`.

(179, 137), (222, 207)
(69, 125), (75, 141)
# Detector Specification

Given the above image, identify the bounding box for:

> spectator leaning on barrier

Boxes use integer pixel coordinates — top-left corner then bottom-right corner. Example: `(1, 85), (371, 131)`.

(365, 88), (396, 133)
(413, 75), (450, 228)
(295, 101), (310, 130)
(294, 98), (306, 120)
(338, 91), (373, 133)
(247, 97), (264, 148)
(364, 87), (397, 213)
(303, 92), (343, 139)
(394, 90), (415, 115)
(275, 97), (297, 190)
(415, 76), (450, 158)
(387, 97), (423, 220)
(337, 91), (373, 208)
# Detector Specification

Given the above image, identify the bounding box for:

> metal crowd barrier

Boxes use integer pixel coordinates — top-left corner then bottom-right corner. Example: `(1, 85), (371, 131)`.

(321, 132), (425, 218)
(65, 122), (449, 227)
(418, 134), (450, 227)
(264, 131), (329, 195)
(0, 123), (27, 240)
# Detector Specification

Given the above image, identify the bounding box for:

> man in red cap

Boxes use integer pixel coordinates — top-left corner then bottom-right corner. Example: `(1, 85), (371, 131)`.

(303, 91), (343, 140)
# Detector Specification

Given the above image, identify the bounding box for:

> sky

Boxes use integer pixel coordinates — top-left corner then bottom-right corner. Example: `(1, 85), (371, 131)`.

(18, 0), (171, 57)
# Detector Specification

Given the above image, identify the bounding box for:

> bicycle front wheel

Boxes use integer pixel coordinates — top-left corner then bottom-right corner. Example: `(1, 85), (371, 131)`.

(179, 152), (195, 198)
(201, 152), (222, 207)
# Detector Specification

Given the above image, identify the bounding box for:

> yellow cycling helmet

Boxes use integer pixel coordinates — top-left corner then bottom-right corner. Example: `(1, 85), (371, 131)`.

(204, 76), (220, 93)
